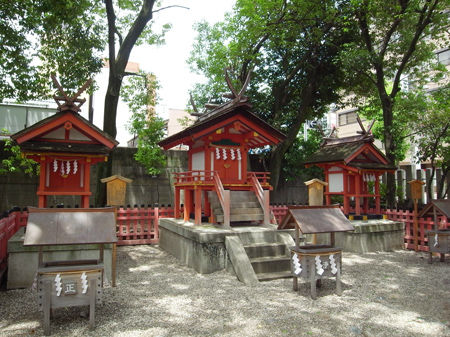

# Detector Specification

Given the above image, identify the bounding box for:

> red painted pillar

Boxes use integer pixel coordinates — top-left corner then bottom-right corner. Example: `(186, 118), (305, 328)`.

(184, 189), (192, 222)
(355, 174), (361, 215)
(325, 169), (331, 205)
(174, 187), (180, 218)
(375, 175), (381, 214)
(343, 171), (349, 214)
(38, 156), (47, 208)
(194, 188), (202, 225)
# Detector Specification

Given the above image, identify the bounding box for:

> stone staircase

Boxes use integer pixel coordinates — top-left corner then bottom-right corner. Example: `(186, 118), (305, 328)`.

(209, 191), (264, 224)
(234, 228), (293, 282)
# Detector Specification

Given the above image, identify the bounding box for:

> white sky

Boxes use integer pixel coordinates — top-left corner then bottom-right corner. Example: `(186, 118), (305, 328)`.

(130, 0), (235, 117)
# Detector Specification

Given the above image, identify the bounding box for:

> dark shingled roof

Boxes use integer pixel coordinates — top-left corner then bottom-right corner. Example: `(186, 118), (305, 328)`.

(305, 137), (395, 170)
(11, 110), (118, 148)
(306, 141), (365, 164)
(159, 100), (285, 148)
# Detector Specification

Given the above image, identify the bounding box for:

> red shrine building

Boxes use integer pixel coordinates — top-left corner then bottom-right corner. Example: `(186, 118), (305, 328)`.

(159, 76), (285, 226)
(11, 77), (118, 208)
(305, 122), (395, 215)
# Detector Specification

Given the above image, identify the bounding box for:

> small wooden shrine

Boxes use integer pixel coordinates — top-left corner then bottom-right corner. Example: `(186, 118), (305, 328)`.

(23, 207), (117, 334)
(11, 76), (118, 208)
(305, 117), (395, 215)
(159, 70), (285, 226)
(419, 199), (450, 263)
(278, 205), (354, 299)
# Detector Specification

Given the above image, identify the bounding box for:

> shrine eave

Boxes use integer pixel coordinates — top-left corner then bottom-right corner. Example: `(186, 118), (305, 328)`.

(11, 111), (118, 150)
(19, 141), (113, 155)
(159, 106), (285, 150)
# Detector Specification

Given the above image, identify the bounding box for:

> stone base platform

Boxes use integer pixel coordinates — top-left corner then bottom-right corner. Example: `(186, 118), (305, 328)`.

(7, 228), (113, 289)
(334, 219), (405, 253)
(159, 218), (295, 284)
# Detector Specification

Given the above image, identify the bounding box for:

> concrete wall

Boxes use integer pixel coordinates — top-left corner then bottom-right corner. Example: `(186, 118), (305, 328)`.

(0, 146), (188, 211)
(0, 145), (311, 211)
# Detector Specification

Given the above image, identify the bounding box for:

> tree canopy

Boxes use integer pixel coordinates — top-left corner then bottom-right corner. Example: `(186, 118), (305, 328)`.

(189, 0), (356, 189)
(0, 0), (104, 101)
(341, 0), (449, 206)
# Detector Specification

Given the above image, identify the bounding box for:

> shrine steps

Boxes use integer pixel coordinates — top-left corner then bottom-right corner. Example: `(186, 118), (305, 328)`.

(208, 191), (265, 224)
(236, 231), (293, 281)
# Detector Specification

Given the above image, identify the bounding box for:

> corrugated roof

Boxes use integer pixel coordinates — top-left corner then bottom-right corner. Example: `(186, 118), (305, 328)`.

(159, 101), (285, 149)
(279, 205), (355, 233)
(23, 207), (117, 246)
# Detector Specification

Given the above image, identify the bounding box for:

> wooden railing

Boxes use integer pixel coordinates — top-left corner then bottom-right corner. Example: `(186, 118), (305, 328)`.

(249, 171), (270, 185)
(213, 172), (230, 227)
(0, 210), (28, 276)
(173, 170), (215, 184)
(116, 205), (176, 245)
(248, 172), (269, 225)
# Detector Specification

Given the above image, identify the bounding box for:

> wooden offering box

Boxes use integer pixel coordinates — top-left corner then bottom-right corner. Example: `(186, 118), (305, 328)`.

(280, 205), (354, 299)
(419, 200), (450, 263)
(24, 207), (117, 335)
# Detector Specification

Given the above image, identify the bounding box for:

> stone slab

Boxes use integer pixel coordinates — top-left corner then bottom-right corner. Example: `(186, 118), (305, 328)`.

(7, 228), (113, 289)
(225, 236), (258, 285)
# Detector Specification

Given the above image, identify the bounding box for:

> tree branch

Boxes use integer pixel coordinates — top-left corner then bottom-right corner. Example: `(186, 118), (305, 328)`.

(152, 5), (189, 14)
(105, 0), (117, 69)
(391, 0), (439, 98)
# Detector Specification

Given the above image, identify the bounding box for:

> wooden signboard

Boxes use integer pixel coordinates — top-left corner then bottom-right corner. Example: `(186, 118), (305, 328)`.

(101, 175), (133, 207)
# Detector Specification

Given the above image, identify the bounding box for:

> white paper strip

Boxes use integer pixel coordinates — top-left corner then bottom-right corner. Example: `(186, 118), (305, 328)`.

(54, 274), (62, 296)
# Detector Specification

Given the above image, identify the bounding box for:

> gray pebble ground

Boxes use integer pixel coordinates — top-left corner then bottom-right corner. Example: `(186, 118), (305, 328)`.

(1, 246), (449, 337)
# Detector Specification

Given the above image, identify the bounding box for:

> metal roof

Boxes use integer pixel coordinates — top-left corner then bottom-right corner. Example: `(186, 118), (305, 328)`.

(279, 205), (355, 234)
(418, 199), (450, 218)
(24, 207), (117, 246)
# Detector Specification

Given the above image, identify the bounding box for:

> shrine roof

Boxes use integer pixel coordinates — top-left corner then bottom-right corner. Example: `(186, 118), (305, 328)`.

(159, 100), (285, 149)
(24, 207), (117, 246)
(419, 199), (450, 218)
(278, 205), (355, 233)
(11, 110), (118, 154)
(305, 137), (394, 171)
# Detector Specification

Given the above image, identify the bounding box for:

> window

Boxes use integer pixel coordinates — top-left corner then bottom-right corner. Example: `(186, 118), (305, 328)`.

(338, 110), (358, 126)
(437, 48), (450, 66)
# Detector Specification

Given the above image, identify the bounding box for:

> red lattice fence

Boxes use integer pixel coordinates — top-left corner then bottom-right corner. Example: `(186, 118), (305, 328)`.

(0, 211), (28, 276)
(116, 205), (178, 245)
(383, 209), (449, 252)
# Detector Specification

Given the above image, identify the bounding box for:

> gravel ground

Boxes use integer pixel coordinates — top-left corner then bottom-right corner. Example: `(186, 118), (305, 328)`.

(1, 246), (449, 337)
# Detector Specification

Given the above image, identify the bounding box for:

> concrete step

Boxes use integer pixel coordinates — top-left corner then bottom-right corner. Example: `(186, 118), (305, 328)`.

(250, 256), (291, 274)
(244, 243), (287, 259)
(236, 230), (281, 245)
(257, 271), (292, 281)
(216, 213), (264, 223)
(214, 207), (263, 215)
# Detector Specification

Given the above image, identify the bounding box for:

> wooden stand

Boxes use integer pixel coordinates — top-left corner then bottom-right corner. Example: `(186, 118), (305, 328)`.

(291, 245), (342, 299)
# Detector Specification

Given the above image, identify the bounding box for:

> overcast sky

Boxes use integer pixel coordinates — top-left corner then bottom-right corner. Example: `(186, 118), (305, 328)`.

(130, 0), (235, 117)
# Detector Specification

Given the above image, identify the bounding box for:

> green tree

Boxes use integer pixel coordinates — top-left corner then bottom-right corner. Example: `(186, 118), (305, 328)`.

(407, 87), (450, 199)
(0, 0), (104, 101)
(341, 0), (449, 207)
(189, 0), (356, 189)
(122, 71), (166, 176)
(0, 130), (39, 176)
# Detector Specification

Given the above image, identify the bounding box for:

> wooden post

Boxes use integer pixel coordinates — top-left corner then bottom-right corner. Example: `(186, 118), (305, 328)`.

(194, 188), (202, 225)
(112, 207), (118, 287)
(43, 280), (51, 335)
(304, 179), (327, 244)
(184, 189), (192, 222)
(89, 278), (96, 330)
(408, 180), (424, 252)
(174, 187), (180, 218)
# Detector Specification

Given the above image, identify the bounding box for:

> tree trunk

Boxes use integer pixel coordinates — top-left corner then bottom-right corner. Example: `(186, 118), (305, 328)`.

(380, 91), (397, 209)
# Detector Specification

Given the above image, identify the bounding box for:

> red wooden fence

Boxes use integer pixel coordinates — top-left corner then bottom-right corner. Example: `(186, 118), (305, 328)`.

(0, 211), (28, 275)
(1, 205), (449, 271)
(383, 209), (448, 252)
(116, 205), (177, 246)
